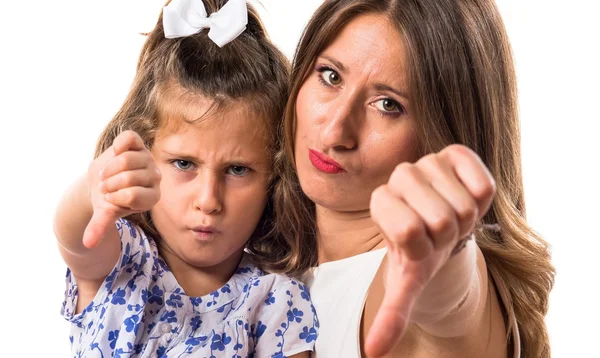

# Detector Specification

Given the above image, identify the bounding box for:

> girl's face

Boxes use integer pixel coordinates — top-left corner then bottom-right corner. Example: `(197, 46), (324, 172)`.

(151, 95), (271, 270)
(294, 13), (419, 212)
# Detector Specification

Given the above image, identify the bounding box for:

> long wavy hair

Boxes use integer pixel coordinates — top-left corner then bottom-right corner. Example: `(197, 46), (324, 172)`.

(273, 0), (555, 356)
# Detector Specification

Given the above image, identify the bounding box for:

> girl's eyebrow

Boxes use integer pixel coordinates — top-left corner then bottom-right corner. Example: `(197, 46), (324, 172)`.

(160, 149), (199, 163)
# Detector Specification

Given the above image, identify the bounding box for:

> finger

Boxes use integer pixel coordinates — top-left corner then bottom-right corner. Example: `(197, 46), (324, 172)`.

(371, 185), (433, 260)
(112, 130), (146, 156)
(100, 151), (151, 180)
(100, 168), (160, 194)
(418, 154), (479, 238)
(105, 187), (160, 211)
(443, 145), (496, 219)
(365, 258), (426, 357)
(388, 164), (459, 250)
(83, 209), (118, 249)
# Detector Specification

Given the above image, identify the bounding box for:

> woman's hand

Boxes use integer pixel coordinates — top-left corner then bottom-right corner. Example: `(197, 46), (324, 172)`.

(366, 144), (496, 357)
(83, 130), (161, 248)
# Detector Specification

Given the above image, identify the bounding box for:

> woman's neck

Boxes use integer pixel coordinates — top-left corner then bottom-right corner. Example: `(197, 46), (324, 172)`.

(316, 205), (386, 264)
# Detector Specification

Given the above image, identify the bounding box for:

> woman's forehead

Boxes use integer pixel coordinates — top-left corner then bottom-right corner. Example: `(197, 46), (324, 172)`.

(318, 14), (409, 94)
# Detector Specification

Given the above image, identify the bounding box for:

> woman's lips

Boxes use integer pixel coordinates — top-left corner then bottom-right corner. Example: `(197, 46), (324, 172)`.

(309, 149), (345, 174)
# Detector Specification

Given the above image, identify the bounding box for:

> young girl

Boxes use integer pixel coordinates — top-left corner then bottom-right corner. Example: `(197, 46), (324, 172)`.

(54, 0), (318, 357)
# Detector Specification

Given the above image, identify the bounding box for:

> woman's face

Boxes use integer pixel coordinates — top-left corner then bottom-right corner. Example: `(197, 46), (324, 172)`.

(295, 13), (419, 212)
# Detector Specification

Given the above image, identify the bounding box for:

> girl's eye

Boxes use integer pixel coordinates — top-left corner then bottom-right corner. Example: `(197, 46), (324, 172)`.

(227, 166), (249, 176)
(173, 160), (194, 171)
(373, 98), (404, 115)
(317, 67), (342, 86)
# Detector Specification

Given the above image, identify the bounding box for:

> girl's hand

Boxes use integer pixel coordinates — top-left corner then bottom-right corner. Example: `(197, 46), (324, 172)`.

(83, 130), (161, 248)
(366, 144), (496, 357)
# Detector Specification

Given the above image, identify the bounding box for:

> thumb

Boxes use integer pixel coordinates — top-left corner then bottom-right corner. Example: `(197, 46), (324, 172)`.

(83, 209), (117, 249)
(365, 258), (425, 357)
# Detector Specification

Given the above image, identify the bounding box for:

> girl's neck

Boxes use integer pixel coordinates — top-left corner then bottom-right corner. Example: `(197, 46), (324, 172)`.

(158, 242), (244, 297)
(315, 205), (386, 264)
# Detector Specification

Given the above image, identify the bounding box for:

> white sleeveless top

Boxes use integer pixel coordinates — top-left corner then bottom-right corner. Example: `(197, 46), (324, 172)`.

(303, 248), (521, 358)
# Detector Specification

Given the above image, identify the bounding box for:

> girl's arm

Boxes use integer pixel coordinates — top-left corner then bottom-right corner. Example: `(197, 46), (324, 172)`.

(54, 131), (160, 311)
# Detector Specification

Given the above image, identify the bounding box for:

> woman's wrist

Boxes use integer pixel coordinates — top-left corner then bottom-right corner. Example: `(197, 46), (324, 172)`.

(410, 239), (484, 336)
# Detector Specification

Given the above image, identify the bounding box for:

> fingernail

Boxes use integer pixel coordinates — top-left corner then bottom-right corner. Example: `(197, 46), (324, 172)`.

(98, 182), (106, 194)
(104, 193), (110, 201)
(99, 169), (104, 180)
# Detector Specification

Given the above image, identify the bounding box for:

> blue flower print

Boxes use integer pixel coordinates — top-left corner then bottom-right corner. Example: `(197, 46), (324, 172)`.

(210, 332), (232, 351)
(160, 310), (177, 323)
(124, 314), (140, 334)
(121, 242), (131, 269)
(108, 330), (120, 349)
(299, 326), (317, 343)
(299, 284), (310, 301)
(166, 293), (183, 308)
(265, 292), (275, 305)
(111, 288), (127, 305)
(190, 316), (202, 330)
(190, 297), (203, 307)
(146, 285), (164, 305)
(62, 220), (317, 358)
(186, 335), (208, 346)
(254, 321), (267, 339)
(287, 308), (304, 323)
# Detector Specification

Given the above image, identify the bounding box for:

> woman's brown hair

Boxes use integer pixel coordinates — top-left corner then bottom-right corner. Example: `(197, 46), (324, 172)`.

(274, 0), (555, 355)
(93, 0), (304, 275)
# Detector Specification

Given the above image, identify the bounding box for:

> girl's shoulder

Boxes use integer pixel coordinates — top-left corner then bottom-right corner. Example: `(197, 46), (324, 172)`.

(229, 254), (319, 354)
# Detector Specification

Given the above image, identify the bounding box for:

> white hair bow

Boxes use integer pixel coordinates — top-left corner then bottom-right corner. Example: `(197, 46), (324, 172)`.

(163, 0), (248, 47)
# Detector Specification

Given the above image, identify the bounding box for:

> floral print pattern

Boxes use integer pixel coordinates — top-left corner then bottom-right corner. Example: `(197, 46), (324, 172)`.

(61, 219), (318, 357)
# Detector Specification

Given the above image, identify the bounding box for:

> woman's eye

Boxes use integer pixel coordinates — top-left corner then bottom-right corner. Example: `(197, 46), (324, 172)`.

(319, 69), (342, 86)
(373, 98), (403, 114)
(174, 160), (194, 171)
(227, 166), (249, 176)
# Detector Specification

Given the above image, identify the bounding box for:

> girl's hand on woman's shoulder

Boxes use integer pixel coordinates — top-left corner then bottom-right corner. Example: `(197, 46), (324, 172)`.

(84, 130), (161, 248)
(367, 144), (496, 357)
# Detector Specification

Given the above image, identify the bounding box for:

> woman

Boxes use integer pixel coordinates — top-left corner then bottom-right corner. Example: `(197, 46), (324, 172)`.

(261, 0), (555, 357)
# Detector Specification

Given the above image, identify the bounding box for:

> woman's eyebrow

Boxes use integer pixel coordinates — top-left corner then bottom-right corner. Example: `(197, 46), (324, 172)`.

(320, 55), (348, 74)
(374, 83), (409, 100)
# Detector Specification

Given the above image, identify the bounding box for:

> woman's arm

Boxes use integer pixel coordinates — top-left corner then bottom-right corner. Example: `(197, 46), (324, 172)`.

(410, 241), (488, 337)
(366, 144), (497, 357)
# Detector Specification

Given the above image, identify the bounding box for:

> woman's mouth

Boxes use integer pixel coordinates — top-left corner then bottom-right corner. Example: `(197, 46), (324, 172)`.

(309, 149), (345, 174)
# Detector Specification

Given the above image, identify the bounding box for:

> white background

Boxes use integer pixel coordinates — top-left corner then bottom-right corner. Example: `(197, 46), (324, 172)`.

(0, 0), (598, 356)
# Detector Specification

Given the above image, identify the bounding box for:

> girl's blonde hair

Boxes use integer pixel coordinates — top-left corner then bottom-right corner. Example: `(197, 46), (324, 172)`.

(94, 0), (304, 275)
(274, 0), (555, 355)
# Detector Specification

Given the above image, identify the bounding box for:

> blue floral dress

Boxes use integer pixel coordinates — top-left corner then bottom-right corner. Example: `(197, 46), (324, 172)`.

(61, 219), (319, 358)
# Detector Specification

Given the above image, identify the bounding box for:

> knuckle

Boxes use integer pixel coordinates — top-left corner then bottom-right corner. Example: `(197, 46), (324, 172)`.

(391, 162), (419, 187)
(122, 190), (135, 207)
(446, 144), (473, 158)
(473, 179), (496, 202)
(392, 218), (423, 243)
(121, 172), (135, 187)
(418, 153), (439, 168)
(123, 130), (136, 143)
(456, 201), (478, 223)
(429, 211), (457, 238)
(118, 154), (132, 171)
(371, 185), (385, 201)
